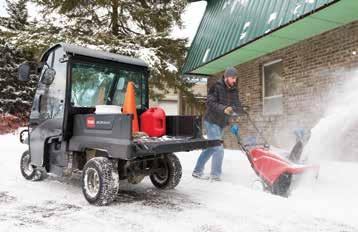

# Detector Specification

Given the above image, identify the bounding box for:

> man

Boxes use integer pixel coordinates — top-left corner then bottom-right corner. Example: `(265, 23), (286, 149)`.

(192, 67), (241, 181)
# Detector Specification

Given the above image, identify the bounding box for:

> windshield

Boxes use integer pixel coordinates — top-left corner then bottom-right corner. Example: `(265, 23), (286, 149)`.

(70, 62), (147, 109)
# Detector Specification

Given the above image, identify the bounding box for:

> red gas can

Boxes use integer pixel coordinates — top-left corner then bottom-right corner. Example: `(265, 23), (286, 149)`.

(140, 107), (166, 137)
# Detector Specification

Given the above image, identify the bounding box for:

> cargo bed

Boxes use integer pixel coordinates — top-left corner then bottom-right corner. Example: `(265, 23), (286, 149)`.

(69, 114), (221, 160)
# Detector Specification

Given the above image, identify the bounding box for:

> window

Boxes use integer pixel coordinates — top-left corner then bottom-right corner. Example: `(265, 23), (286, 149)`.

(112, 70), (145, 108)
(71, 63), (116, 107)
(262, 60), (283, 115)
(71, 62), (147, 109)
(39, 48), (67, 119)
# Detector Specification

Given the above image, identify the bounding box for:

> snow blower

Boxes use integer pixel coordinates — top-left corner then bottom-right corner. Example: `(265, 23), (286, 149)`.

(230, 110), (319, 197)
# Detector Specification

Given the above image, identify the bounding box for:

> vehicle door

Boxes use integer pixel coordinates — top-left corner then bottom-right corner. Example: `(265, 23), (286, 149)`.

(29, 48), (67, 166)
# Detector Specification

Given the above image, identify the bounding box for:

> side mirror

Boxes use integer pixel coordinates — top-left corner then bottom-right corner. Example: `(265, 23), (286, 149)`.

(41, 68), (56, 85)
(18, 62), (31, 82)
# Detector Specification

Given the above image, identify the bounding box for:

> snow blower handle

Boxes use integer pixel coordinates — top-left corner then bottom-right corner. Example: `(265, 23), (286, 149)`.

(230, 106), (250, 117)
(231, 106), (270, 148)
(230, 123), (249, 153)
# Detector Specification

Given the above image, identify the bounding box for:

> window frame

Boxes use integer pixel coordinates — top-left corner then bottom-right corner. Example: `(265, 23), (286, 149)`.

(262, 59), (283, 115)
(39, 49), (64, 117)
(68, 56), (148, 110)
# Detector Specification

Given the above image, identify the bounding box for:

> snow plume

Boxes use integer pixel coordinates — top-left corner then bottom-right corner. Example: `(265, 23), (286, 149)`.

(302, 69), (358, 162)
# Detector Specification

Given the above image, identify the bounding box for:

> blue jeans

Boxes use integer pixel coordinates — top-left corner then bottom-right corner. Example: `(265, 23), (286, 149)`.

(193, 120), (224, 177)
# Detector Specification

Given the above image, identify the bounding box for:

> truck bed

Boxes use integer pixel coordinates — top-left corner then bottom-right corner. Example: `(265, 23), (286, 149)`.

(69, 113), (221, 160)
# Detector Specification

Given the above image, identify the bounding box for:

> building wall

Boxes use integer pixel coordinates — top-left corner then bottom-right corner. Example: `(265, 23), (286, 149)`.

(209, 21), (358, 150)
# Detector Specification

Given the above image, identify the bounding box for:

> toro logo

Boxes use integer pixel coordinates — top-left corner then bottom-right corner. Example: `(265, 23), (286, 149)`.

(86, 116), (96, 128)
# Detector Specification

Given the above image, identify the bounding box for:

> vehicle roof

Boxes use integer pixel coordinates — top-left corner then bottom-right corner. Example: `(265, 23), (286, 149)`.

(41, 43), (148, 68)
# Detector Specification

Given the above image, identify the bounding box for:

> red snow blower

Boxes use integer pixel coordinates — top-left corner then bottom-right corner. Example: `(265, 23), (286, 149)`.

(230, 110), (319, 197)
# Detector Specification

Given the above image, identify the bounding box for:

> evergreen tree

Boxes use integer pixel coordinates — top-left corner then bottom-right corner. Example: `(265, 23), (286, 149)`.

(31, 0), (196, 101)
(0, 1), (37, 116)
(0, 40), (37, 115)
(0, 0), (199, 116)
(0, 0), (29, 30)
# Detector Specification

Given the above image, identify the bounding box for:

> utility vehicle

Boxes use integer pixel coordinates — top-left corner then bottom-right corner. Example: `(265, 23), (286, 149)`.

(18, 43), (220, 205)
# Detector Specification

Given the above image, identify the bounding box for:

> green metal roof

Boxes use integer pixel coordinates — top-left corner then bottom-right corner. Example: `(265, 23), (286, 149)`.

(183, 0), (358, 75)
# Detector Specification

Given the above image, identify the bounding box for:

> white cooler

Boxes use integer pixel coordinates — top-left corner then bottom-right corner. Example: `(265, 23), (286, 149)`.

(95, 105), (122, 114)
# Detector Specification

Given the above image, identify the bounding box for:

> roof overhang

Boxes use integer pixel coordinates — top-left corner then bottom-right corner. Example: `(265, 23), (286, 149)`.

(188, 0), (358, 75)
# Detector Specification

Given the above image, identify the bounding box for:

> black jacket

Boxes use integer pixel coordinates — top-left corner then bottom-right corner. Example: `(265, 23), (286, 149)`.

(204, 77), (241, 128)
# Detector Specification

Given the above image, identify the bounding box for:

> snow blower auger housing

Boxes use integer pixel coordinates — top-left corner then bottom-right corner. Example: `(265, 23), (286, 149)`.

(17, 43), (221, 206)
(230, 111), (319, 197)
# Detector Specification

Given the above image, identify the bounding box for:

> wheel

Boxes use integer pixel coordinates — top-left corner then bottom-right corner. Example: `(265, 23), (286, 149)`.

(150, 153), (182, 190)
(81, 157), (119, 206)
(20, 150), (47, 181)
(271, 173), (292, 197)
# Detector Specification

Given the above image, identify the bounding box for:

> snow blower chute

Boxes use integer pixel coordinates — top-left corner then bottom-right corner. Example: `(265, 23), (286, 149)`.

(230, 110), (319, 197)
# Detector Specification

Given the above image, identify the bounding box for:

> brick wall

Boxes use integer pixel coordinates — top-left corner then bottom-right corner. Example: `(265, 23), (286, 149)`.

(208, 20), (358, 150)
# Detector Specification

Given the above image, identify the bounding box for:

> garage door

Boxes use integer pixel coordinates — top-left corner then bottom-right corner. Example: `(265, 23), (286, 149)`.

(157, 100), (178, 115)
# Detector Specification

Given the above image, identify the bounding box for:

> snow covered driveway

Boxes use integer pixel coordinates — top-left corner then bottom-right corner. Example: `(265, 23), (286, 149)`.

(1, 133), (358, 232)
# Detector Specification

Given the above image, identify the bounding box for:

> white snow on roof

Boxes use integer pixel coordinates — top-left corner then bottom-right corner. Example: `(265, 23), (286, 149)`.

(268, 12), (278, 24)
(240, 31), (247, 40)
(243, 21), (251, 30)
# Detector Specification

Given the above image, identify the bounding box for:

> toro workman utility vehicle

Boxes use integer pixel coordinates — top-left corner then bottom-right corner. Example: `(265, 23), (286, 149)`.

(18, 43), (221, 205)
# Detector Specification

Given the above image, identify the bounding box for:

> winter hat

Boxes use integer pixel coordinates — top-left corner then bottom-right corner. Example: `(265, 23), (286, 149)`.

(224, 67), (238, 78)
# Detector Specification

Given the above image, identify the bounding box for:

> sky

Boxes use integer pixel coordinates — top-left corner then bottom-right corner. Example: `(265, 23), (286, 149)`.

(0, 0), (5, 16)
(0, 0), (207, 44)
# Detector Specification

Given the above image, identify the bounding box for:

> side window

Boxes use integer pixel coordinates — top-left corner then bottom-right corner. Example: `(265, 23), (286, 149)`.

(37, 51), (55, 117)
(39, 48), (67, 119)
(262, 60), (283, 115)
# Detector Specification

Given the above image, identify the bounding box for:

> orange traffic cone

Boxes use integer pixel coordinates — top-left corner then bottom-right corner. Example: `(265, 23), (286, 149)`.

(122, 81), (139, 132)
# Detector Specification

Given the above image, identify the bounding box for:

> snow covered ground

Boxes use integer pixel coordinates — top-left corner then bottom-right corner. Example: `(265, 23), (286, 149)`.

(1, 132), (358, 232)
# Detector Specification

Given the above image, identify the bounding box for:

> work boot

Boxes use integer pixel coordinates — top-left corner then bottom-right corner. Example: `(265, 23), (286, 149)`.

(210, 175), (222, 182)
(192, 171), (210, 180)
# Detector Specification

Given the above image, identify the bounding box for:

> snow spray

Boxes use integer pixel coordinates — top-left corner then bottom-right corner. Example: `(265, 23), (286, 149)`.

(289, 69), (358, 195)
(301, 69), (358, 162)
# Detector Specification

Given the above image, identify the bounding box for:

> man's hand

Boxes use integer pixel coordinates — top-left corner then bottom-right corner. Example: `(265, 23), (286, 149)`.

(224, 106), (233, 115)
(230, 115), (240, 123)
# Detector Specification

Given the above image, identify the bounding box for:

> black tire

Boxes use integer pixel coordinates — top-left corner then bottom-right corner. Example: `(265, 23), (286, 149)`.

(271, 173), (292, 197)
(81, 157), (119, 206)
(20, 150), (47, 181)
(150, 153), (182, 190)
